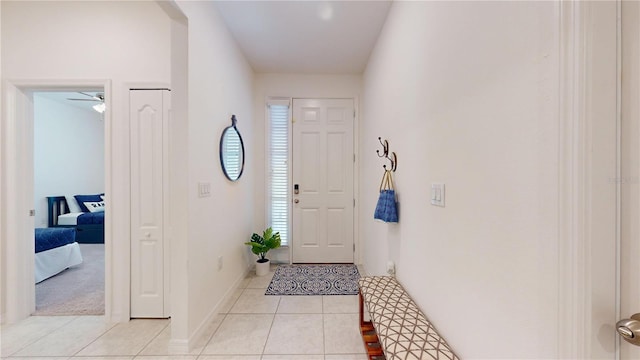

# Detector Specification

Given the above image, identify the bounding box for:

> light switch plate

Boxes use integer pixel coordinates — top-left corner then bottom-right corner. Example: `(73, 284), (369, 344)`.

(431, 184), (445, 207)
(198, 182), (211, 197)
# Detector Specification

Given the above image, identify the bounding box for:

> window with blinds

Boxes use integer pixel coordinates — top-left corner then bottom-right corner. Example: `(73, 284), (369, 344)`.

(268, 101), (290, 246)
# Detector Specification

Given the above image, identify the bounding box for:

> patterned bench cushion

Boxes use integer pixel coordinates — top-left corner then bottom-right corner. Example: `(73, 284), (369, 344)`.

(359, 276), (458, 360)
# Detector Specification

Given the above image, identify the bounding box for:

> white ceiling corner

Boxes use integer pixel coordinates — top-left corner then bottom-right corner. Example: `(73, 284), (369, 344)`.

(212, 1), (392, 74)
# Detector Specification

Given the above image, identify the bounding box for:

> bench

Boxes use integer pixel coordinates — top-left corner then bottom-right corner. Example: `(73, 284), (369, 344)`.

(358, 276), (459, 360)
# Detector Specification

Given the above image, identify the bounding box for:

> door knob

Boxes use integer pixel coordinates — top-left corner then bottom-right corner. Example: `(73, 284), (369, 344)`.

(617, 313), (640, 345)
(294, 199), (299, 204)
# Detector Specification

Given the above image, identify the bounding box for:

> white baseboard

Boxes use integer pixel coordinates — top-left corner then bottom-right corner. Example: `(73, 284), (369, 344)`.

(167, 338), (189, 354)
(172, 264), (251, 353)
(358, 263), (370, 277)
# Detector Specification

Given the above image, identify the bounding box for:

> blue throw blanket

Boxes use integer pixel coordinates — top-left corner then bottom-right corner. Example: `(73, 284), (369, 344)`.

(77, 212), (105, 225)
(35, 228), (76, 253)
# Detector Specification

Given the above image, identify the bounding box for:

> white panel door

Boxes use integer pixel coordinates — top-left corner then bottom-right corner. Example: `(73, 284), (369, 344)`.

(130, 89), (170, 318)
(619, 1), (640, 359)
(292, 99), (354, 263)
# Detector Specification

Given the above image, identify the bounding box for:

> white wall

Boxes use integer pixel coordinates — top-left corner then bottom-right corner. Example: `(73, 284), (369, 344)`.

(173, 1), (255, 346)
(2, 0), (255, 346)
(1, 0), (171, 322)
(360, 2), (560, 358)
(33, 94), (104, 228)
(253, 73), (362, 263)
(161, 0), (190, 347)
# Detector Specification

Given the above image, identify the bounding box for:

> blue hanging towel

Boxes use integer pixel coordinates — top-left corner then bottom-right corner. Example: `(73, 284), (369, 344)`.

(374, 170), (398, 223)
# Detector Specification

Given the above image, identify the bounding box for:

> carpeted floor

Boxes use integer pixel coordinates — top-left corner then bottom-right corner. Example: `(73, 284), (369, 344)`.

(265, 264), (360, 296)
(34, 243), (105, 316)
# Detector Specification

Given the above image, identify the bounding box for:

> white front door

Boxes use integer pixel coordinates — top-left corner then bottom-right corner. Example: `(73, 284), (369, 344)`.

(291, 98), (354, 263)
(130, 89), (170, 318)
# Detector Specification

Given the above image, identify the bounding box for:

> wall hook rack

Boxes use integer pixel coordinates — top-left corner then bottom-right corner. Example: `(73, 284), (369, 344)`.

(376, 137), (397, 172)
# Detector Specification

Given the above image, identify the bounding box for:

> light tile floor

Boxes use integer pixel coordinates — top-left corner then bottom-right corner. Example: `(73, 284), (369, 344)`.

(1, 267), (367, 360)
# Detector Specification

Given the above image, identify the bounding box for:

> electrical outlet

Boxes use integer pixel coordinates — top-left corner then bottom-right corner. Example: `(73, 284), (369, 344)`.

(387, 261), (395, 276)
(217, 256), (223, 270)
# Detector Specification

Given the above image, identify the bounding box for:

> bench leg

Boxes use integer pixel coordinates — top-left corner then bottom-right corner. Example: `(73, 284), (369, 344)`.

(359, 291), (385, 360)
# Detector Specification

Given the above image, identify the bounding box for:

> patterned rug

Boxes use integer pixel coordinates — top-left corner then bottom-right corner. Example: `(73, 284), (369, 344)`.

(265, 264), (360, 295)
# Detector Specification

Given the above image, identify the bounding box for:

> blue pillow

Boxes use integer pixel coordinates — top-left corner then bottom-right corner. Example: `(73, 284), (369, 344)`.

(74, 194), (103, 212)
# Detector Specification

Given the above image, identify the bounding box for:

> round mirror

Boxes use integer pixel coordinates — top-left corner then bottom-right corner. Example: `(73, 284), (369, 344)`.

(220, 115), (245, 181)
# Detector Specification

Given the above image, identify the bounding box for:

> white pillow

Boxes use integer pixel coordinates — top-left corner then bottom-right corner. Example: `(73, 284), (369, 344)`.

(65, 195), (82, 213)
(84, 201), (105, 213)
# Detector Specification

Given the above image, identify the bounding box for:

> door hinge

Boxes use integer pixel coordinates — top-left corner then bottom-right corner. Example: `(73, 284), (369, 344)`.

(29, 209), (35, 216)
(353, 198), (356, 207)
(353, 154), (356, 163)
(353, 243), (355, 252)
(353, 110), (356, 118)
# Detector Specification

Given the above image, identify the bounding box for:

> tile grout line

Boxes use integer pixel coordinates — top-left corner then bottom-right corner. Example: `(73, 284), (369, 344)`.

(322, 293), (328, 359)
(226, 287), (245, 312)
(259, 297), (280, 357)
(202, 273), (258, 355)
(134, 319), (171, 357)
(6, 315), (78, 357)
(7, 273), (364, 359)
(198, 313), (227, 357)
(2, 315), (78, 359)
(322, 298), (327, 358)
(69, 317), (117, 357)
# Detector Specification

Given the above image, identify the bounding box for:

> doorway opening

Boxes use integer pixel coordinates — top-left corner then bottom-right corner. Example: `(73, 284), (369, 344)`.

(32, 90), (106, 315)
(2, 80), (115, 324)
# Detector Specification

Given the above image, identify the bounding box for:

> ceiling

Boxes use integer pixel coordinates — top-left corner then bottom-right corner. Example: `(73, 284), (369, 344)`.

(212, 1), (392, 74)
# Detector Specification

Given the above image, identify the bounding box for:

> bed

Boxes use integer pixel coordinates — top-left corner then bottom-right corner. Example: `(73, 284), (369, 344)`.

(35, 227), (83, 283)
(47, 195), (105, 244)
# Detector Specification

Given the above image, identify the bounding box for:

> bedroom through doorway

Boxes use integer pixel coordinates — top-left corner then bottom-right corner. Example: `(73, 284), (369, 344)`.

(32, 90), (106, 315)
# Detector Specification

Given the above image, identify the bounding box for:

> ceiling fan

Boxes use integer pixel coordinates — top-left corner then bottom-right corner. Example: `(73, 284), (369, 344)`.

(67, 92), (106, 113)
(67, 92), (104, 102)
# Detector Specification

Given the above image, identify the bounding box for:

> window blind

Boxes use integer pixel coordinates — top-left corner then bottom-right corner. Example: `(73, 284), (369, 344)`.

(268, 102), (290, 246)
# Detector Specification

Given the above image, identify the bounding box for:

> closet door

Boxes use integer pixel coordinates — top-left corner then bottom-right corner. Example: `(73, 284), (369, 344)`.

(130, 89), (170, 318)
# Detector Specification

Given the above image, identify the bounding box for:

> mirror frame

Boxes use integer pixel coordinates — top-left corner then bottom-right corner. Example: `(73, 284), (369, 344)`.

(219, 114), (245, 181)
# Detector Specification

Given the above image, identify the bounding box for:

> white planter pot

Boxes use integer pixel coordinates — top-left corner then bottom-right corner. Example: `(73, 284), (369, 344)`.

(255, 259), (270, 276)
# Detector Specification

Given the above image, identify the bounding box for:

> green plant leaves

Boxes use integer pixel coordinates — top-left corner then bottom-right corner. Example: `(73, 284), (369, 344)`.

(264, 232), (281, 250)
(251, 233), (264, 243)
(263, 227), (273, 242)
(245, 227), (281, 261)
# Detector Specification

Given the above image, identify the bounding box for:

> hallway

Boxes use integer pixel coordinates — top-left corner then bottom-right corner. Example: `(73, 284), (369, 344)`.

(0, 268), (366, 359)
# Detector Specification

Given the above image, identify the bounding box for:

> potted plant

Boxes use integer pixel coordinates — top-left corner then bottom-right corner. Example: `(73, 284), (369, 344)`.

(245, 227), (281, 276)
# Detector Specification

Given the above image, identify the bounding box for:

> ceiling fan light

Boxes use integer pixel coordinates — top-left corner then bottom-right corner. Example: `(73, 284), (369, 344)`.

(93, 103), (106, 113)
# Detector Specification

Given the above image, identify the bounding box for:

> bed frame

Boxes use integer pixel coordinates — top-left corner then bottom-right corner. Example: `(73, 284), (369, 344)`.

(47, 196), (105, 244)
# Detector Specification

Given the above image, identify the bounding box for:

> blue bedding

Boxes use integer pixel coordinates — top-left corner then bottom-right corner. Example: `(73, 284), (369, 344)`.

(35, 228), (76, 253)
(77, 212), (104, 225)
